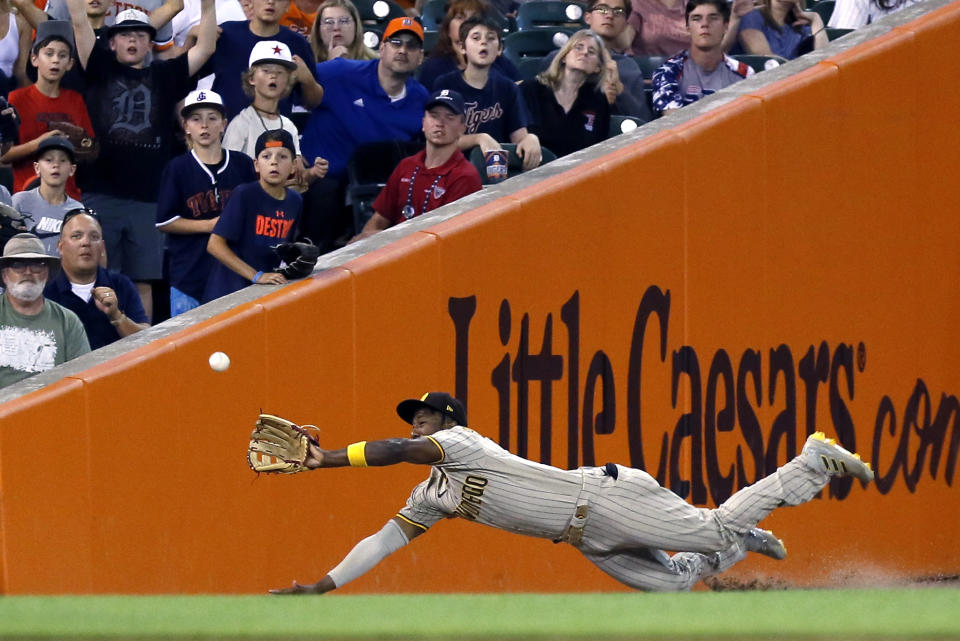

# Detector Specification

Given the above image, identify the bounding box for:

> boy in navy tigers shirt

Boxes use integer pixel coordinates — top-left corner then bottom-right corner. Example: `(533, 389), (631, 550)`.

(156, 90), (256, 316)
(433, 15), (542, 171)
(203, 129), (302, 303)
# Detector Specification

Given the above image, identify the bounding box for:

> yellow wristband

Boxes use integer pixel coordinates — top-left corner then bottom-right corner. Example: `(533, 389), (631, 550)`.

(346, 441), (368, 467)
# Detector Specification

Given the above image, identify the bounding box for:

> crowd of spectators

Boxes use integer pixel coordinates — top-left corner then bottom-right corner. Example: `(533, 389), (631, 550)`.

(0, 0), (921, 386)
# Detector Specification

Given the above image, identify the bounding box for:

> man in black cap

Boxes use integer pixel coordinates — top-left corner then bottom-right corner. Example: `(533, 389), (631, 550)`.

(0, 232), (89, 388)
(270, 389), (876, 594)
(351, 88), (482, 242)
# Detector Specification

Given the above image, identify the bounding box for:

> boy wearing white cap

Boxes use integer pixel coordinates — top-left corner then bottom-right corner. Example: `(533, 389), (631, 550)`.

(223, 40), (327, 190)
(65, 0), (218, 320)
(156, 89), (256, 316)
(206, 0), (323, 119)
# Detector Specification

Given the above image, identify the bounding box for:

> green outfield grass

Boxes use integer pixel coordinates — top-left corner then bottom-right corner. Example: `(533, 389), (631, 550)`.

(1, 589), (959, 639)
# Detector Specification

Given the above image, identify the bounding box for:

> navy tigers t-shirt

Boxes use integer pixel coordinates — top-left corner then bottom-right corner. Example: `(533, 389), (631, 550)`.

(432, 69), (530, 143)
(203, 181), (301, 302)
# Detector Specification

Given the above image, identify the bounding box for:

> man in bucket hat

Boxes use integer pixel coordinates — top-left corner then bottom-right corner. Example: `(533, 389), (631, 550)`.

(0, 232), (89, 388)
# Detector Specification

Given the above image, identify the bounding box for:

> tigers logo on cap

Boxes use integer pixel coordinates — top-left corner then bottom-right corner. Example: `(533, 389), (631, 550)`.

(382, 16), (425, 42)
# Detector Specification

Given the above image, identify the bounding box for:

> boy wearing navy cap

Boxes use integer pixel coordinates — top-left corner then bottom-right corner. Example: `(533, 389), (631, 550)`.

(11, 136), (83, 257)
(352, 88), (481, 242)
(204, 129), (302, 302)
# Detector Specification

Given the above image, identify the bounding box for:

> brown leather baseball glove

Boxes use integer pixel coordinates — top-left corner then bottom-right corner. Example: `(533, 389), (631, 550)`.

(248, 414), (321, 474)
(47, 121), (98, 162)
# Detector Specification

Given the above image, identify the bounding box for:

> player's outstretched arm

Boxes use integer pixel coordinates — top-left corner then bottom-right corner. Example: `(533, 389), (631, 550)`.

(305, 437), (442, 470)
(270, 517), (424, 595)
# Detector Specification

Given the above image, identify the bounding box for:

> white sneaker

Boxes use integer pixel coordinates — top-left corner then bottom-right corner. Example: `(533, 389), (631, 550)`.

(802, 431), (874, 483)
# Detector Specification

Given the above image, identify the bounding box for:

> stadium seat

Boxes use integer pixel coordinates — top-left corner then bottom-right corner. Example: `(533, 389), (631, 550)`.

(362, 25), (384, 48)
(608, 115), (642, 137)
(503, 29), (577, 65)
(346, 140), (426, 233)
(420, 0), (514, 32)
(632, 55), (666, 82)
(515, 55), (548, 81)
(468, 143), (558, 185)
(420, 0), (447, 29)
(515, 0), (587, 30)
(423, 29), (439, 54)
(354, 0), (407, 25)
(732, 54), (787, 73)
(810, 0), (835, 23)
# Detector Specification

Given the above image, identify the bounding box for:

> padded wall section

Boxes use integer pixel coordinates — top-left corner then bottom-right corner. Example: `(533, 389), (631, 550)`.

(0, 2), (958, 593)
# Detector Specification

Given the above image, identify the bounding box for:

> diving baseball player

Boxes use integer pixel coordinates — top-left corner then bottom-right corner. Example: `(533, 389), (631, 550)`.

(271, 392), (875, 593)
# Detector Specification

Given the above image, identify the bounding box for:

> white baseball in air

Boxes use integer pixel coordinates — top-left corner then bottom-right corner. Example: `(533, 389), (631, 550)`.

(565, 3), (583, 19)
(209, 351), (231, 372)
(552, 31), (569, 48)
(373, 0), (389, 17)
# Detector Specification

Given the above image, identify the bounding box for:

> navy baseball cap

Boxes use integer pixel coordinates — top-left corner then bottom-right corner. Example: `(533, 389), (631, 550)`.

(397, 392), (467, 426)
(425, 88), (465, 116)
(32, 20), (75, 56)
(36, 135), (76, 163)
(254, 129), (296, 157)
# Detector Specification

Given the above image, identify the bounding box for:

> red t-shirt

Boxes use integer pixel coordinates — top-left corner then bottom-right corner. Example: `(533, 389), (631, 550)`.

(373, 149), (482, 225)
(8, 84), (95, 200)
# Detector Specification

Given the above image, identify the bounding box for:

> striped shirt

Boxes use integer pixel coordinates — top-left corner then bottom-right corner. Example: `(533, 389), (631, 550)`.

(397, 427), (582, 540)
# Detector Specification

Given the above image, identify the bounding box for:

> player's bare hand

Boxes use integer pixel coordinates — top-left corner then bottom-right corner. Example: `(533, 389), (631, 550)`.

(255, 271), (287, 285)
(305, 442), (325, 468)
(270, 577), (335, 594)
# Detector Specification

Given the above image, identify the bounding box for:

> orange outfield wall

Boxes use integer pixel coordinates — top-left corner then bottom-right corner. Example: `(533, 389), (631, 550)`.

(1, 3), (959, 594)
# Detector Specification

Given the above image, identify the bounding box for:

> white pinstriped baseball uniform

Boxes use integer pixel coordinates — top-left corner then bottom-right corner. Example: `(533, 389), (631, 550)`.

(397, 426), (833, 591)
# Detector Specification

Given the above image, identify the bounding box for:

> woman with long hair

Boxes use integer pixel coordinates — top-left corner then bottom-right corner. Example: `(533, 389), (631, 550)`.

(418, 0), (518, 90)
(520, 29), (619, 158)
(309, 0), (378, 63)
(737, 0), (828, 59)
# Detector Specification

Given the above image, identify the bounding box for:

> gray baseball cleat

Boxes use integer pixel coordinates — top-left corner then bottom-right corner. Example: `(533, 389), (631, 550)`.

(744, 528), (787, 560)
(802, 431), (875, 483)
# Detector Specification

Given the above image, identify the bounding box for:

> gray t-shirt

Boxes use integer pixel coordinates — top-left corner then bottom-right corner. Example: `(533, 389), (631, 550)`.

(680, 56), (744, 102)
(0, 294), (90, 388)
(12, 188), (83, 256)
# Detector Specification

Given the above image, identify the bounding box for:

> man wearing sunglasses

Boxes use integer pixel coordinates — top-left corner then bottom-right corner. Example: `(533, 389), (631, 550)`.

(298, 16), (430, 253)
(0, 232), (89, 389)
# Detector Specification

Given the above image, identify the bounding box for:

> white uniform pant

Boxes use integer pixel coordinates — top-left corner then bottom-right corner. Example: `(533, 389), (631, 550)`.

(575, 455), (830, 591)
